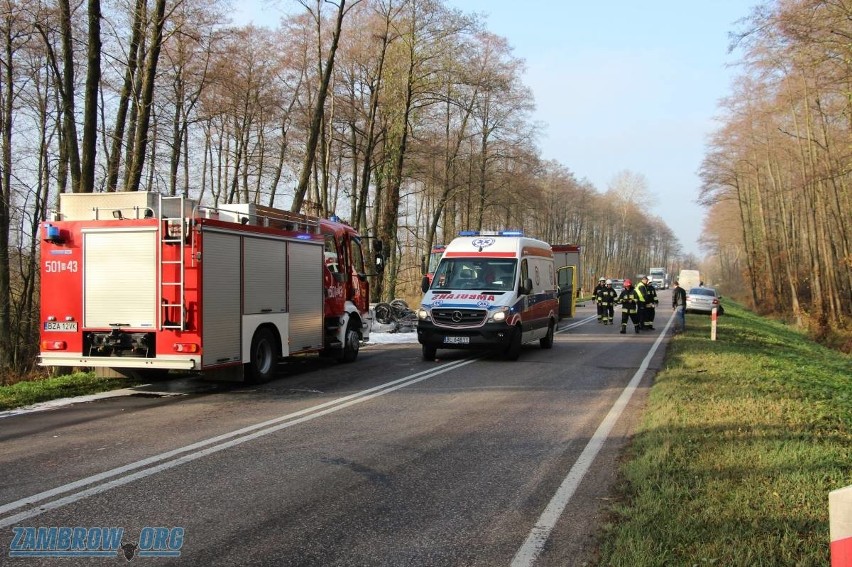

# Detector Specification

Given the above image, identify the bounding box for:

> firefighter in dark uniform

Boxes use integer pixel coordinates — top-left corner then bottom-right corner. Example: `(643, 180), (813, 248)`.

(600, 279), (618, 325)
(638, 275), (658, 330)
(593, 277), (607, 323)
(634, 276), (648, 330)
(617, 279), (641, 334)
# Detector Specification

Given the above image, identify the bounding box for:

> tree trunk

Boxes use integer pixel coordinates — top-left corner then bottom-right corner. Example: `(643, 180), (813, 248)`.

(106, 0), (144, 192)
(58, 0), (81, 192)
(126, 0), (166, 192)
(79, 0), (101, 193)
(291, 0), (346, 213)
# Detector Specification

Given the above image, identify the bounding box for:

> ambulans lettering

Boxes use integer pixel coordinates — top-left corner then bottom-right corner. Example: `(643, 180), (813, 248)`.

(433, 293), (495, 301)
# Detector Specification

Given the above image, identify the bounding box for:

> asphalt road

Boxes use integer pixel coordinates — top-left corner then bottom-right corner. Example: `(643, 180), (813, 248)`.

(0, 297), (673, 566)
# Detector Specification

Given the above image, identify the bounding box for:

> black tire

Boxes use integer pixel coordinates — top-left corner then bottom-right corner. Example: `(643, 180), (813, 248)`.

(540, 321), (555, 349)
(390, 298), (409, 310)
(247, 327), (279, 383)
(340, 321), (360, 363)
(374, 302), (394, 324)
(422, 344), (437, 362)
(504, 325), (523, 361)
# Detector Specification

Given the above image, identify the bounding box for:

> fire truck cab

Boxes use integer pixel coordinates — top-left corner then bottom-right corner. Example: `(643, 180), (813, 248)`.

(39, 192), (373, 383)
(415, 231), (559, 361)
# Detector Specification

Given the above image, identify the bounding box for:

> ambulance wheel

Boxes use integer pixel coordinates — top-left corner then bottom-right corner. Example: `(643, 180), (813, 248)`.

(540, 321), (555, 349)
(247, 327), (279, 383)
(340, 321), (360, 363)
(504, 325), (522, 361)
(422, 344), (437, 362)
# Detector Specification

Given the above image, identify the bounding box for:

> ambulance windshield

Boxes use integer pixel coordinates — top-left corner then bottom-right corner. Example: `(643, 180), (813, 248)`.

(430, 258), (517, 292)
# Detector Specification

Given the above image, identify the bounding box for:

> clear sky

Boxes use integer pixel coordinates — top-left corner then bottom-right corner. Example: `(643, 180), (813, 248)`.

(233, 1), (754, 258)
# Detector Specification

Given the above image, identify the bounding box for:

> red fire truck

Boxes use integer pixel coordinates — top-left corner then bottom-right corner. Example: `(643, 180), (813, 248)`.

(421, 244), (446, 283)
(39, 192), (375, 383)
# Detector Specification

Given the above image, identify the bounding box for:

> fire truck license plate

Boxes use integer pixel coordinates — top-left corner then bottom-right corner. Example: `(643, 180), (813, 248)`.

(43, 321), (77, 332)
(444, 336), (469, 344)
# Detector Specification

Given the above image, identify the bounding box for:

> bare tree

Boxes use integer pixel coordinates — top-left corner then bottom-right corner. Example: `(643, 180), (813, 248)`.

(292, 0), (361, 213)
(126, 0), (166, 192)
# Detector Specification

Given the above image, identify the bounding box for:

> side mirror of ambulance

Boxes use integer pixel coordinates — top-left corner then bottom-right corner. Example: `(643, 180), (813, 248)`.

(421, 276), (430, 293)
(520, 277), (533, 295)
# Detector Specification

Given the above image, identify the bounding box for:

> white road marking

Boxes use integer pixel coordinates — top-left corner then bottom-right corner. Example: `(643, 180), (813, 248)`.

(511, 313), (674, 566)
(0, 358), (478, 528)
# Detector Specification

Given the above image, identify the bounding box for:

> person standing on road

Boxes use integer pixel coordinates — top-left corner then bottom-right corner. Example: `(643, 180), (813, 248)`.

(639, 276), (658, 330)
(593, 277), (607, 324)
(672, 280), (687, 333)
(600, 279), (618, 325)
(616, 279), (641, 334)
(635, 276), (648, 330)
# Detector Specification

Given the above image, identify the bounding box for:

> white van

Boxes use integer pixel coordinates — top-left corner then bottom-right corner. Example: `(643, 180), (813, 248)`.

(678, 269), (701, 291)
(415, 231), (559, 361)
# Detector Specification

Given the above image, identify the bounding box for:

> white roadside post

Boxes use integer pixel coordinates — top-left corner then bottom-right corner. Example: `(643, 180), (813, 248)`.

(830, 485), (852, 566)
(711, 307), (717, 341)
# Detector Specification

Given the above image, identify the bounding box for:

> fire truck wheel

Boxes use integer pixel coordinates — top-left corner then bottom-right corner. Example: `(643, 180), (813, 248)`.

(504, 325), (523, 361)
(540, 321), (555, 349)
(340, 322), (360, 363)
(422, 344), (437, 361)
(247, 327), (279, 383)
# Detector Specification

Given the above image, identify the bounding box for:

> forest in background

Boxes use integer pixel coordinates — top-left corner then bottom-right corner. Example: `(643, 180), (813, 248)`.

(699, 0), (850, 349)
(0, 0), (847, 375)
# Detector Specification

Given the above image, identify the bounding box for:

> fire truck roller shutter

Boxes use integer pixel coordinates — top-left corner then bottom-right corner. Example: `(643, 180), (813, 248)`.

(201, 231), (242, 368)
(286, 239), (324, 353)
(242, 235), (288, 379)
(83, 228), (158, 328)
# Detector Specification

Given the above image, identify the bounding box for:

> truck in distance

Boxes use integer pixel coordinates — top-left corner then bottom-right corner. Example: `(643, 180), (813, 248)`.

(649, 267), (667, 289)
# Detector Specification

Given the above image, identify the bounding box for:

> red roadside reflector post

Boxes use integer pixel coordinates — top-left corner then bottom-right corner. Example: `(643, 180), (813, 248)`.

(831, 485), (852, 566)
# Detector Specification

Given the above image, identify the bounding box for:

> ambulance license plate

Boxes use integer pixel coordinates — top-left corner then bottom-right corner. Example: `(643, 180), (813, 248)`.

(43, 321), (77, 332)
(444, 336), (469, 344)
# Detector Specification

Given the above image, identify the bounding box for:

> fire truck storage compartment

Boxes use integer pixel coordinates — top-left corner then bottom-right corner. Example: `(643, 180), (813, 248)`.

(200, 228), (324, 368)
(83, 228), (158, 329)
(201, 231), (242, 367)
(285, 237), (324, 352)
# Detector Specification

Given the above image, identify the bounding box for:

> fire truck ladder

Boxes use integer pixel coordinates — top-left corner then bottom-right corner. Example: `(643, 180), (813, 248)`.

(159, 194), (186, 331)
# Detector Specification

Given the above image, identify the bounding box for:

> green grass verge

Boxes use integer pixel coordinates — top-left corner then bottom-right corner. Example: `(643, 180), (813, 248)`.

(597, 301), (851, 566)
(0, 372), (144, 411)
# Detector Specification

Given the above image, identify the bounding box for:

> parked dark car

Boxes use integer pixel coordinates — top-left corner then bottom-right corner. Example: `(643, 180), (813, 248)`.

(686, 287), (724, 314)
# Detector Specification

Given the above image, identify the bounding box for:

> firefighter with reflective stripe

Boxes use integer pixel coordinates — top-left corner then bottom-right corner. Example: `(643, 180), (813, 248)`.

(635, 276), (648, 330)
(616, 279), (641, 334)
(600, 279), (618, 324)
(593, 277), (607, 323)
(637, 275), (657, 330)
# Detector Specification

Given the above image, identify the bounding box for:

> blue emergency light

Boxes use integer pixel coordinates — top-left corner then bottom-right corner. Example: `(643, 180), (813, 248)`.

(457, 229), (525, 237)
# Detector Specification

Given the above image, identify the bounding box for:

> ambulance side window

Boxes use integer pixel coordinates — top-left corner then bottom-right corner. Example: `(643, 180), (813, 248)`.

(520, 259), (529, 291)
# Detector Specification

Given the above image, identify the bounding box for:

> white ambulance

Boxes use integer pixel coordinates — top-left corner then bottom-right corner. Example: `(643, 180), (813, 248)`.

(415, 231), (559, 361)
